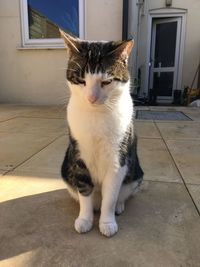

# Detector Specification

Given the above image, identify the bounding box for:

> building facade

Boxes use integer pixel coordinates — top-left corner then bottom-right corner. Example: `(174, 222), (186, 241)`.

(0, 0), (199, 105)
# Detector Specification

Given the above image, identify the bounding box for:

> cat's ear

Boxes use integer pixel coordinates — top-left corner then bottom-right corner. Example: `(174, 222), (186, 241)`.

(59, 29), (81, 54)
(109, 39), (134, 59)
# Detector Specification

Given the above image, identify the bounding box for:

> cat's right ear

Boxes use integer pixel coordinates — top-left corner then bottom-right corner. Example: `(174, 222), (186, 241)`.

(59, 29), (81, 54)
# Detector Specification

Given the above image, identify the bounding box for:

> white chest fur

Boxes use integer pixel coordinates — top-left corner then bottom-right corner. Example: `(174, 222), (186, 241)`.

(67, 86), (133, 184)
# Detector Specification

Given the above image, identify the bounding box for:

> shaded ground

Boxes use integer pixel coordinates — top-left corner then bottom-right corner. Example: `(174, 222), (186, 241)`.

(0, 104), (200, 267)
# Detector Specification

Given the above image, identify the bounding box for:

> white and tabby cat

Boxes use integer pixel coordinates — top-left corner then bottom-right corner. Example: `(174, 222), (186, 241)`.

(60, 30), (143, 237)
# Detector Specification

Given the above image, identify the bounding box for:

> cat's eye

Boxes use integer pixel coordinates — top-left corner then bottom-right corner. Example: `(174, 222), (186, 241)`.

(101, 79), (113, 87)
(77, 77), (86, 86)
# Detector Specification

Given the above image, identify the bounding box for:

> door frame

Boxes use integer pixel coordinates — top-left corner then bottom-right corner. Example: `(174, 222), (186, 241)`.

(150, 17), (182, 102)
(144, 8), (187, 102)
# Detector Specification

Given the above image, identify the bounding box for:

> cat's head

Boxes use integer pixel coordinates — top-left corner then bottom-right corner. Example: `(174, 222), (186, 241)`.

(60, 30), (134, 107)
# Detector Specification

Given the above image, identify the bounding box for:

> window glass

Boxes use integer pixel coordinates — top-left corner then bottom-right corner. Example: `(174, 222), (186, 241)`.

(27, 0), (79, 39)
(154, 21), (177, 68)
(153, 72), (174, 96)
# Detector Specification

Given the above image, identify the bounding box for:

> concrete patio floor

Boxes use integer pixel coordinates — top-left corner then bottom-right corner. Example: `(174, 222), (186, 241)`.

(0, 104), (200, 267)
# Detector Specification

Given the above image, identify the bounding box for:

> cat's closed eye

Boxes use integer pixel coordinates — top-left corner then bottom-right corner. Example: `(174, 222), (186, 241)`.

(77, 77), (86, 86)
(101, 79), (113, 87)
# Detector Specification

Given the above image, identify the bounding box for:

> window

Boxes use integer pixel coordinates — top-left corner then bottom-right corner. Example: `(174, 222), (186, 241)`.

(20, 0), (85, 48)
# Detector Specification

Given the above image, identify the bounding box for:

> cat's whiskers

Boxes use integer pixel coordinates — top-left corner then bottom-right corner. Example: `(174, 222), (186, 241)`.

(58, 67), (67, 70)
(54, 101), (68, 113)
(106, 96), (120, 106)
(104, 101), (116, 111)
(54, 92), (69, 102)
(104, 95), (124, 111)
(58, 67), (81, 73)
(67, 68), (79, 72)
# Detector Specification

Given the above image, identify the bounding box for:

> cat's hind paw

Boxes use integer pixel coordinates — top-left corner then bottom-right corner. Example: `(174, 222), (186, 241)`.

(99, 221), (118, 237)
(74, 217), (93, 234)
(115, 202), (125, 215)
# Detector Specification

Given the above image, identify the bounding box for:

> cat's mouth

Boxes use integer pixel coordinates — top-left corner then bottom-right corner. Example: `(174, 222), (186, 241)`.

(87, 100), (103, 107)
(87, 95), (98, 104)
(86, 97), (107, 107)
(86, 95), (107, 106)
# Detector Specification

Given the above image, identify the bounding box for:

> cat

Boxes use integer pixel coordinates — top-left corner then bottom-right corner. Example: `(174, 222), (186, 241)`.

(60, 29), (144, 237)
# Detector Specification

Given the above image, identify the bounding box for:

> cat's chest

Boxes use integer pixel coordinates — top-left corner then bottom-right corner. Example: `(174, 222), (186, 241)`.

(68, 108), (121, 181)
(68, 104), (123, 142)
(79, 135), (115, 183)
(69, 110), (118, 158)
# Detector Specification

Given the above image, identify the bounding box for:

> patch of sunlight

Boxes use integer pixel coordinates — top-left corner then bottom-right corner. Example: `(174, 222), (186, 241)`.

(0, 249), (39, 267)
(0, 174), (66, 203)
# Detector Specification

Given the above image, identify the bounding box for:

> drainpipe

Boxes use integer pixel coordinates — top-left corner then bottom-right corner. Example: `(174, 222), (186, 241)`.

(122, 0), (129, 40)
(135, 0), (144, 75)
(135, 0), (145, 97)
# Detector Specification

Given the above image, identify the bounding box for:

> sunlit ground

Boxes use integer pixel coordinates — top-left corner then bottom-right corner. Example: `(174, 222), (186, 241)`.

(0, 105), (200, 266)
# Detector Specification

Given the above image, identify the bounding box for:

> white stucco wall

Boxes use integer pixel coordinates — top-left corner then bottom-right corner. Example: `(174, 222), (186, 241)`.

(0, 0), (122, 105)
(85, 0), (122, 41)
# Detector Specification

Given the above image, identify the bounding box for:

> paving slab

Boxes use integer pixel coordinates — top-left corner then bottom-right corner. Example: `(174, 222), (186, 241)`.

(156, 121), (200, 140)
(0, 105), (66, 121)
(135, 121), (161, 138)
(0, 104), (32, 112)
(183, 111), (200, 121)
(0, 105), (33, 121)
(167, 140), (200, 184)
(0, 170), (6, 176)
(187, 184), (200, 212)
(0, 132), (60, 171)
(0, 117), (67, 135)
(0, 181), (200, 267)
(0, 111), (18, 122)
(14, 135), (68, 177)
(138, 138), (182, 183)
(0, 173), (66, 202)
(20, 106), (66, 119)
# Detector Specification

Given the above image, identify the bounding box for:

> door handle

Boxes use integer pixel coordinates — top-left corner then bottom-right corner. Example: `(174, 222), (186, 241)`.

(149, 58), (155, 67)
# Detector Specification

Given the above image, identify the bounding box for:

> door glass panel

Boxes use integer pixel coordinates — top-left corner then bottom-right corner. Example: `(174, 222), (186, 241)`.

(154, 21), (177, 67)
(153, 72), (174, 96)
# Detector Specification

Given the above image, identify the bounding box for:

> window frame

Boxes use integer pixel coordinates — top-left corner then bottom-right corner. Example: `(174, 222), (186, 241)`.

(20, 0), (85, 48)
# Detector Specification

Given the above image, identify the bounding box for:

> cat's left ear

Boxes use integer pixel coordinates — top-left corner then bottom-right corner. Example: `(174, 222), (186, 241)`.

(59, 29), (81, 54)
(109, 39), (134, 59)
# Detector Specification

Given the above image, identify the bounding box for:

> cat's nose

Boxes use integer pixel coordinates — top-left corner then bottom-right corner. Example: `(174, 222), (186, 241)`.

(87, 95), (97, 103)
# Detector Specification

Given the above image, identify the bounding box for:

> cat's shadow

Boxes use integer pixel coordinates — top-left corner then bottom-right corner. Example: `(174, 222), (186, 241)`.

(0, 186), (146, 265)
(0, 189), (76, 261)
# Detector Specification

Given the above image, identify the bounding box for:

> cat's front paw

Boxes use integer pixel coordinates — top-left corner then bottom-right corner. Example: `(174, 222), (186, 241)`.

(99, 221), (118, 237)
(74, 217), (93, 234)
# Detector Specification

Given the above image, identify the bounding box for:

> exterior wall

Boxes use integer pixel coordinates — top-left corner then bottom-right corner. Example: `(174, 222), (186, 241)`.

(0, 0), (122, 105)
(85, 0), (122, 41)
(129, 0), (200, 98)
